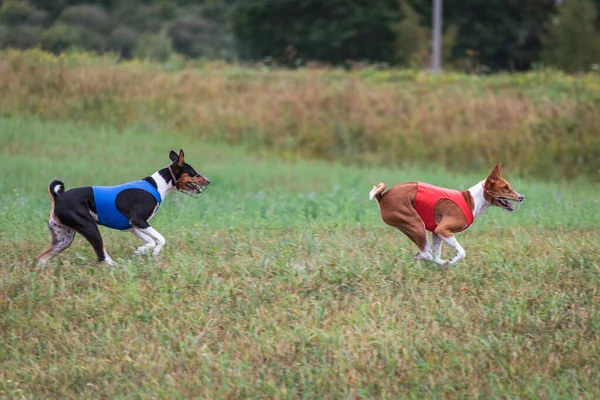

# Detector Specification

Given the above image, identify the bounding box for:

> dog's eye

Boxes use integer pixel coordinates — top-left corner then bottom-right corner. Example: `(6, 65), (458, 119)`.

(504, 185), (509, 190)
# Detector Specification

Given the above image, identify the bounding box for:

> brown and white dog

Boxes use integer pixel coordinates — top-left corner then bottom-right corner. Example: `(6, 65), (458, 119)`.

(369, 163), (524, 266)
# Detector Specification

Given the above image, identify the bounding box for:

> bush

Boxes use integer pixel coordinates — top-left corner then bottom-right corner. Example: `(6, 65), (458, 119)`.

(0, 1), (46, 26)
(168, 17), (216, 58)
(134, 32), (173, 62)
(27, 8), (49, 26)
(41, 23), (105, 53)
(2, 50), (599, 180)
(394, 1), (429, 67)
(0, 23), (41, 49)
(542, 0), (600, 72)
(111, 2), (167, 33)
(168, 16), (237, 60)
(58, 4), (110, 34)
(108, 25), (139, 58)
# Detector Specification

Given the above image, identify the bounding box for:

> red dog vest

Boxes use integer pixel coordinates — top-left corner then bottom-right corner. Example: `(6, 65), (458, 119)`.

(414, 182), (474, 232)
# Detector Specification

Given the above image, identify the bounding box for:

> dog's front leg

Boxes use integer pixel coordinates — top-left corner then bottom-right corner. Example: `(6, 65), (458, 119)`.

(133, 226), (165, 258)
(130, 215), (166, 258)
(130, 228), (156, 255)
(439, 235), (466, 265)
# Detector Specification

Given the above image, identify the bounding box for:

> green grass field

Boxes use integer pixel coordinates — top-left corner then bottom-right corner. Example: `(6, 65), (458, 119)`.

(1, 116), (599, 398)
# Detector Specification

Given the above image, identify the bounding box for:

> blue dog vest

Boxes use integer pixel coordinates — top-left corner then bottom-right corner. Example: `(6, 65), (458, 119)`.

(92, 180), (162, 230)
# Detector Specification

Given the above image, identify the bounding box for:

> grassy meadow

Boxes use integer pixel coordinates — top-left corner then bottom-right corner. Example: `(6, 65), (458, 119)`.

(1, 50), (600, 398)
(1, 117), (599, 398)
(1, 49), (600, 181)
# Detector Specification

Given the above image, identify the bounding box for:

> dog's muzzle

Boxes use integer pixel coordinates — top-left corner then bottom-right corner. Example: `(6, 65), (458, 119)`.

(495, 192), (524, 212)
(180, 174), (210, 199)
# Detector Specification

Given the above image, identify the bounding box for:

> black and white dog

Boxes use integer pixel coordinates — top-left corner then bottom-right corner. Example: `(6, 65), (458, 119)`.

(39, 149), (210, 267)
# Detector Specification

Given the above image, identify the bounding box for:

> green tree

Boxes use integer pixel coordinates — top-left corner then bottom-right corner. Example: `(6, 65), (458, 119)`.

(409, 0), (558, 71)
(0, 1), (48, 26)
(41, 23), (104, 53)
(169, 17), (225, 59)
(232, 0), (402, 65)
(0, 23), (41, 49)
(394, 1), (428, 66)
(542, 0), (600, 72)
(134, 31), (173, 61)
(107, 25), (139, 58)
(58, 4), (110, 34)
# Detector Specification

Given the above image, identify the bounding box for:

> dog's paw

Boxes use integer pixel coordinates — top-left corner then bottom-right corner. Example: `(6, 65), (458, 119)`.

(413, 252), (432, 260)
(134, 246), (152, 255)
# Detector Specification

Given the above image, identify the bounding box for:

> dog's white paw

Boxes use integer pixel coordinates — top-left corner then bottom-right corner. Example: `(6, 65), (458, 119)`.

(432, 257), (448, 266)
(104, 259), (115, 267)
(134, 245), (153, 255)
(437, 260), (450, 268)
(412, 252), (432, 260)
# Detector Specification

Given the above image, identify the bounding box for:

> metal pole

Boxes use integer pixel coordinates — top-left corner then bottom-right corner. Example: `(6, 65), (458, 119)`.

(432, 0), (443, 73)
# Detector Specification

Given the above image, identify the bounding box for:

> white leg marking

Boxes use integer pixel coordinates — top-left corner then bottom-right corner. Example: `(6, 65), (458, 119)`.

(130, 228), (156, 255)
(431, 233), (447, 265)
(440, 236), (466, 265)
(103, 249), (115, 267)
(139, 227), (166, 257)
(413, 233), (440, 263)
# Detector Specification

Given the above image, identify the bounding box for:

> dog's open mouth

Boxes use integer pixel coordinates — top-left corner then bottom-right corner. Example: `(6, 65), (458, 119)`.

(496, 197), (520, 212)
(180, 180), (210, 198)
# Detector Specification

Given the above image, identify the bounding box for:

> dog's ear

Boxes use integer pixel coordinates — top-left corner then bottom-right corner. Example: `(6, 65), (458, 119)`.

(177, 149), (185, 167)
(489, 163), (502, 181)
(169, 150), (179, 163)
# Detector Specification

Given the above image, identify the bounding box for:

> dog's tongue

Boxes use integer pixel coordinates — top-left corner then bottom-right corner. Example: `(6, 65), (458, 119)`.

(501, 199), (515, 211)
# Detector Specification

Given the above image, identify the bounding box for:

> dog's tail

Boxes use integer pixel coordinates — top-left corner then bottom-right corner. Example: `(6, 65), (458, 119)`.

(48, 179), (65, 200)
(369, 183), (386, 202)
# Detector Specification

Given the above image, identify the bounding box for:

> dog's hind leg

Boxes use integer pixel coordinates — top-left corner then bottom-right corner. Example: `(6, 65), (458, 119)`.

(431, 233), (447, 265)
(56, 210), (114, 267)
(392, 223), (434, 262)
(130, 228), (156, 255)
(76, 224), (114, 267)
(398, 221), (447, 266)
(379, 193), (436, 263)
(39, 216), (76, 267)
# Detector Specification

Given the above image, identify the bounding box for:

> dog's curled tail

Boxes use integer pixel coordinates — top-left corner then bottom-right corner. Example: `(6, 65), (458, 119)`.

(48, 179), (65, 200)
(369, 183), (386, 202)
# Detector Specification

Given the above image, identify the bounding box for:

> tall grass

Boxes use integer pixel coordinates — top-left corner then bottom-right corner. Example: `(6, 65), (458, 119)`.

(1, 117), (599, 398)
(1, 49), (600, 181)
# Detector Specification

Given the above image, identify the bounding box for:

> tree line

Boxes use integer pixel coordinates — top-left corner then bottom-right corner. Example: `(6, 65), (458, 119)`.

(1, 0), (599, 72)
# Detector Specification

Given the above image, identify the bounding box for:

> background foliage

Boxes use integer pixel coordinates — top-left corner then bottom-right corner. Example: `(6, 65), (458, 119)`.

(1, 49), (599, 181)
(1, 0), (600, 71)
